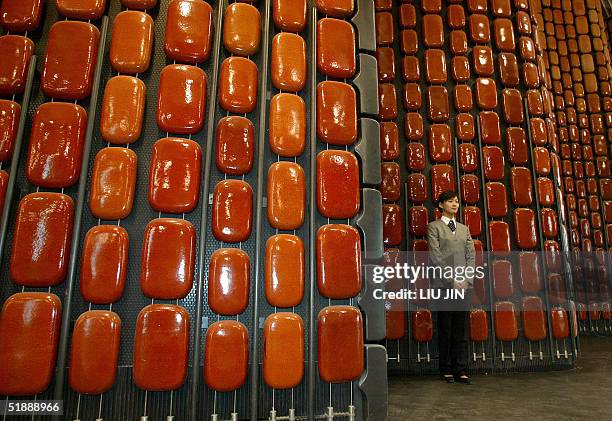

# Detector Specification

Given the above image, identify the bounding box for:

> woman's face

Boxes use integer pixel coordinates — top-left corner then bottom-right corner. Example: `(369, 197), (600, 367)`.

(439, 196), (459, 215)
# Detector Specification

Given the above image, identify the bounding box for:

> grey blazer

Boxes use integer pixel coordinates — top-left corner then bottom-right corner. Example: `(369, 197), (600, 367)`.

(426, 219), (476, 289)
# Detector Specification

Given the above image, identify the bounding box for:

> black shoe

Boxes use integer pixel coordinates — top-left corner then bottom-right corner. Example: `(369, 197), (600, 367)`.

(454, 374), (472, 384)
(440, 374), (455, 383)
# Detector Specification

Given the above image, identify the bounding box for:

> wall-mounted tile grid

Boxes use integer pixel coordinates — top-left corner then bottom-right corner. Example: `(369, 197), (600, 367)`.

(0, 0), (388, 420)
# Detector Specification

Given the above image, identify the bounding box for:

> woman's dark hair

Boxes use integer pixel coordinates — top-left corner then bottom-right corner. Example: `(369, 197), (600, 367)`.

(437, 191), (458, 207)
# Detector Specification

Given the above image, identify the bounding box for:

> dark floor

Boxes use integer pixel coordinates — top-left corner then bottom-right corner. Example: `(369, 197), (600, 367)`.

(388, 336), (612, 420)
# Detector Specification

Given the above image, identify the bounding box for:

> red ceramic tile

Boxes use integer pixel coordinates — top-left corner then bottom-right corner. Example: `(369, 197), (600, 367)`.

(456, 113), (475, 141)
(492, 0), (511, 17)
(502, 89), (524, 125)
(208, 248), (250, 315)
(452, 56), (471, 83)
(0, 0), (44, 32)
(219, 57), (258, 114)
(510, 166), (532, 206)
(69, 310), (121, 395)
(476, 78), (498, 110)
(514, 0), (528, 11)
(430, 164), (455, 202)
(317, 18), (356, 78)
(375, 12), (394, 46)
(541, 208), (558, 239)
(447, 5), (465, 29)
(401, 56), (419, 82)
(421, 0), (441, 13)
(316, 0), (353, 18)
(90, 147), (137, 220)
(317, 225), (361, 298)
(489, 221), (511, 253)
(26, 102), (86, 188)
(454, 84), (473, 112)
(407, 173), (427, 203)
(10, 193), (74, 287)
(212, 180), (253, 242)
(482, 146), (505, 180)
(427, 86), (449, 122)
(551, 307), (569, 339)
(425, 49), (447, 84)
(269, 93), (305, 157)
(381, 162), (401, 202)
(498, 53), (520, 87)
(380, 122), (399, 161)
(400, 29), (418, 55)
(461, 174), (480, 204)
(428, 124), (452, 163)
(216, 116), (254, 175)
(467, 0), (488, 13)
(0, 100), (20, 161)
(494, 18), (515, 52)
(399, 4), (416, 28)
(530, 118), (547, 145)
(100, 76), (146, 144)
(141, 218), (195, 299)
(469, 309), (488, 341)
(383, 204), (402, 246)
(472, 46), (494, 76)
(469, 14), (490, 44)
(516, 11), (531, 35)
(273, 0), (306, 31)
(376, 47), (395, 82)
(204, 320), (248, 391)
(519, 37), (536, 61)
(479, 111), (501, 144)
(386, 310), (406, 340)
(494, 301), (518, 340)
(537, 177), (555, 206)
(267, 162), (305, 230)
(263, 313), (304, 389)
(514, 208), (538, 249)
(121, 0), (157, 9)
(485, 181), (508, 218)
(265, 234), (304, 307)
(533, 147), (551, 175)
(450, 30), (468, 55)
(157, 64), (206, 134)
(405, 142), (426, 171)
(458, 143), (478, 172)
(403, 83), (422, 111)
(423, 14), (444, 48)
(56, 0), (105, 19)
(518, 251), (541, 293)
(318, 305), (364, 382)
(164, 0), (212, 63)
(407, 206), (428, 237)
(523, 62), (540, 88)
(317, 81), (357, 145)
(412, 310), (433, 342)
(109, 11), (153, 74)
(134, 304), (189, 391)
(0, 292), (61, 395)
(149, 137), (201, 213)
(404, 112), (424, 141)
(80, 226), (128, 304)
(378, 83), (398, 120)
(0, 35), (34, 96)
(492, 259), (514, 298)
(41, 21), (99, 100)
(223, 2), (260, 56)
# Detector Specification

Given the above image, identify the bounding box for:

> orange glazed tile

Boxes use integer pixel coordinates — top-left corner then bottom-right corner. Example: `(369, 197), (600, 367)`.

(405, 112), (424, 141)
(10, 193), (74, 287)
(164, 0), (212, 63)
(452, 56), (470, 83)
(141, 218), (195, 300)
(399, 4), (416, 28)
(425, 49), (447, 84)
(450, 30), (468, 55)
(208, 248), (250, 315)
(121, 0), (157, 9)
(317, 81), (357, 145)
(405, 142), (425, 171)
(472, 46), (494, 76)
(267, 162), (305, 230)
(219, 57), (258, 114)
(26, 102), (86, 188)
(461, 174), (480, 204)
(383, 204), (402, 246)
(430, 164), (456, 202)
(56, 0), (106, 20)
(80, 225), (128, 304)
(265, 234), (304, 307)
(0, 0), (44, 32)
(494, 18), (515, 52)
(458, 143), (478, 172)
(317, 18), (356, 78)
(110, 11), (153, 74)
(507, 128), (528, 164)
(421, 0), (441, 13)
(0, 100), (20, 161)
(469, 14), (490, 44)
(273, 0), (306, 31)
(523, 62), (540, 88)
(317, 150), (360, 219)
(376, 47), (395, 82)
(514, 208), (538, 249)
(133, 304), (189, 391)
(263, 313), (304, 389)
(456, 113), (475, 141)
(467, 0), (487, 13)
(0, 292), (61, 395)
(272, 33), (306, 91)
(494, 301), (517, 340)
(90, 147), (137, 220)
(428, 124), (452, 163)
(476, 78), (498, 110)
(516, 11), (531, 34)
(157, 64), (207, 134)
(380, 121), (399, 160)
(381, 162), (400, 201)
(269, 93), (305, 157)
(427, 86), (449, 122)
(148, 137), (201, 213)
(318, 305), (364, 383)
(502, 89), (524, 125)
(216, 116), (254, 175)
(378, 83), (397, 120)
(448, 4), (465, 29)
(41, 21), (99, 100)
(316, 0), (353, 18)
(100, 76), (146, 144)
(482, 145), (505, 180)
(423, 14), (444, 48)
(375, 11), (394, 46)
(498, 53), (519, 87)
(400, 29), (418, 54)
(223, 2), (260, 56)
(454, 84), (473, 111)
(407, 173), (427, 203)
(212, 179), (253, 242)
(489, 221), (511, 253)
(69, 310), (121, 394)
(492, 0), (511, 16)
(519, 36), (536, 61)
(204, 320), (249, 391)
(0, 35), (34, 96)
(403, 83), (421, 111)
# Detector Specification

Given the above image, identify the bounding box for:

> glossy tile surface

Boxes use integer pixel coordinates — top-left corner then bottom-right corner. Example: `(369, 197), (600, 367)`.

(216, 116), (254, 175)
(90, 147), (137, 220)
(265, 234), (304, 308)
(204, 321), (248, 391)
(110, 11), (154, 74)
(0, 0), (44, 32)
(273, 0), (306, 31)
(219, 57), (258, 114)
(100, 76), (146, 144)
(223, 2), (260, 56)
(164, 0), (212, 63)
(0, 99), (20, 161)
(56, 0), (106, 19)
(263, 313), (304, 389)
(272, 32), (307, 91)
(316, 150), (359, 218)
(317, 224), (361, 299)
(267, 162), (305, 230)
(0, 35), (34, 96)
(208, 248), (250, 315)
(269, 93), (306, 157)
(212, 179), (253, 242)
(316, 81), (357, 145)
(315, 0), (353, 18)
